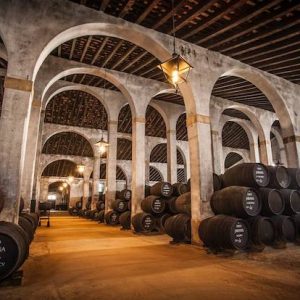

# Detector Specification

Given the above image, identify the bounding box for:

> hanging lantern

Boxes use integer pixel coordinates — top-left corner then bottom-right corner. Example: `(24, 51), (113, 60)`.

(158, 53), (193, 87)
(62, 182), (68, 188)
(58, 186), (64, 191)
(77, 164), (85, 173)
(67, 176), (74, 184)
(95, 137), (109, 155)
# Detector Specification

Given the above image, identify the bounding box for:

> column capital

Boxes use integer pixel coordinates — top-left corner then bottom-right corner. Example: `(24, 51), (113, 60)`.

(133, 117), (146, 123)
(4, 76), (33, 92)
(108, 120), (118, 126)
(186, 114), (210, 127)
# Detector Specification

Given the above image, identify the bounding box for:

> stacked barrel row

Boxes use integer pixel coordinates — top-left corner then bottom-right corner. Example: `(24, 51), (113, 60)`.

(199, 163), (300, 252)
(0, 196), (39, 282)
(105, 189), (132, 228)
(132, 182), (192, 243)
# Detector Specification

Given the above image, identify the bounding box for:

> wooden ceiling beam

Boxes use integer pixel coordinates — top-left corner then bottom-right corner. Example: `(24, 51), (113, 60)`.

(100, 0), (110, 11)
(102, 40), (124, 68)
(69, 38), (77, 60)
(91, 36), (109, 65)
(210, 2), (300, 51)
(110, 45), (137, 69)
(182, 0), (245, 40)
(119, 0), (135, 18)
(152, 0), (186, 30)
(194, 0), (282, 45)
(80, 36), (93, 62)
(135, 0), (160, 24)
(120, 50), (149, 72)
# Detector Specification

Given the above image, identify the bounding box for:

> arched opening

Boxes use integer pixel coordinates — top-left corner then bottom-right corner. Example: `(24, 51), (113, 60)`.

(270, 120), (287, 167)
(118, 104), (132, 134)
(145, 105), (167, 138)
(149, 166), (163, 184)
(116, 165), (127, 191)
(224, 152), (244, 170)
(48, 181), (70, 211)
(177, 148), (186, 183)
(117, 138), (132, 161)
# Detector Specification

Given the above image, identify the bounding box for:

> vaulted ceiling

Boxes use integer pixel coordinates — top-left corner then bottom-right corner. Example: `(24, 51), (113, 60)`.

(45, 90), (108, 129)
(224, 152), (243, 169)
(42, 159), (83, 178)
(42, 132), (94, 157)
(68, 0), (300, 85)
(222, 121), (250, 149)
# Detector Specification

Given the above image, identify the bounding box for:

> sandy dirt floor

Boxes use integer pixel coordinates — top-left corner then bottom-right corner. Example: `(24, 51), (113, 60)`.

(0, 215), (299, 300)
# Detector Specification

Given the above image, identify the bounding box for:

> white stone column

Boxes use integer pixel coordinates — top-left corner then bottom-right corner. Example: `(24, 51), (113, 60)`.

(106, 121), (118, 212)
(21, 102), (42, 209)
(131, 116), (146, 217)
(92, 156), (100, 209)
(211, 129), (224, 174)
(167, 128), (177, 183)
(39, 177), (49, 202)
(0, 78), (33, 222)
(82, 175), (90, 209)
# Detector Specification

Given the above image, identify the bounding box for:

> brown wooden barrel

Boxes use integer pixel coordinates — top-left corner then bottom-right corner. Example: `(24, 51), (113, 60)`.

(222, 163), (269, 188)
(175, 192), (191, 215)
(18, 216), (34, 243)
(267, 166), (291, 189)
(141, 196), (166, 214)
(96, 210), (105, 223)
(112, 199), (128, 213)
(0, 221), (29, 282)
(165, 214), (191, 242)
(96, 201), (105, 211)
(105, 211), (120, 225)
(88, 209), (98, 219)
(287, 168), (300, 189)
(211, 187), (261, 218)
(213, 173), (223, 191)
(145, 185), (151, 197)
(172, 183), (188, 196)
(132, 213), (155, 232)
(150, 182), (173, 198)
(75, 200), (82, 209)
(246, 216), (275, 251)
(19, 197), (24, 214)
(271, 215), (296, 244)
(119, 211), (131, 230)
(258, 188), (285, 216)
(280, 189), (300, 215)
(19, 213), (38, 231)
(198, 215), (249, 250)
(166, 197), (178, 214)
(68, 207), (78, 216)
(116, 189), (132, 201)
(154, 213), (171, 232)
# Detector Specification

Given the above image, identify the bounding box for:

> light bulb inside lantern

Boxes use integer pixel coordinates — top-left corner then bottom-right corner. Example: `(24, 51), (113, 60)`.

(59, 186), (64, 191)
(63, 182), (68, 188)
(99, 145), (106, 154)
(67, 176), (74, 183)
(77, 165), (85, 173)
(171, 69), (179, 84)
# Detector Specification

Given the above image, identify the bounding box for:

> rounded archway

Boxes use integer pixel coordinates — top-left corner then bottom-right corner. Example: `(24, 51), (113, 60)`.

(224, 152), (244, 170)
(149, 166), (163, 183)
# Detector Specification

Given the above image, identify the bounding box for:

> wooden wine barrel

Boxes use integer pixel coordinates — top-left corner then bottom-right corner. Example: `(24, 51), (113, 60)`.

(95, 210), (105, 223)
(0, 222), (29, 282)
(132, 213), (155, 233)
(287, 168), (300, 189)
(150, 182), (173, 198)
(187, 178), (191, 192)
(96, 201), (105, 211)
(166, 197), (178, 214)
(211, 187), (261, 218)
(18, 216), (34, 243)
(116, 189), (132, 201)
(127, 200), (131, 211)
(88, 209), (98, 219)
(175, 192), (191, 215)
(198, 215), (249, 250)
(75, 200), (82, 209)
(267, 166), (291, 189)
(38, 201), (52, 211)
(112, 199), (128, 213)
(68, 208), (78, 216)
(119, 211), (131, 230)
(258, 188), (285, 216)
(19, 213), (38, 231)
(86, 199), (92, 210)
(165, 214), (191, 242)
(145, 185), (151, 197)
(172, 183), (188, 196)
(246, 216), (275, 251)
(155, 213), (171, 232)
(222, 163), (269, 188)
(213, 173), (223, 191)
(141, 196), (166, 214)
(271, 215), (296, 244)
(19, 197), (24, 214)
(280, 189), (300, 215)
(105, 211), (120, 225)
